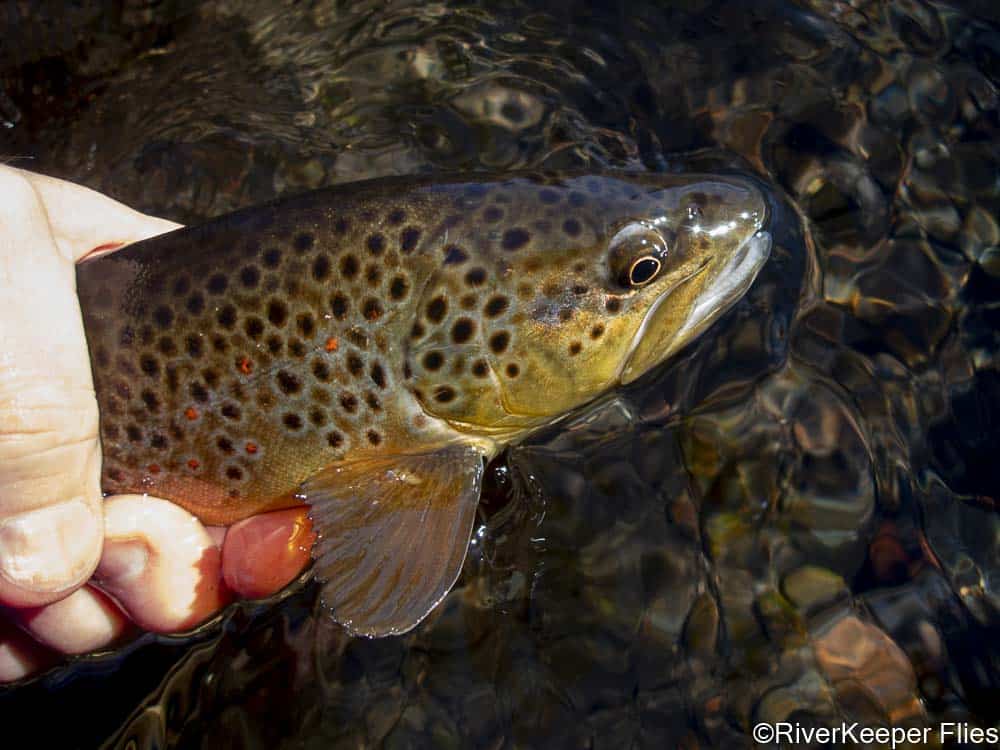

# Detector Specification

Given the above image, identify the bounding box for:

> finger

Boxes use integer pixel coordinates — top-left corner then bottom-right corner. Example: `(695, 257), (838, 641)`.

(0, 617), (58, 683)
(6, 166), (181, 262)
(0, 168), (102, 607)
(94, 495), (230, 633)
(5, 584), (129, 654)
(222, 507), (315, 600)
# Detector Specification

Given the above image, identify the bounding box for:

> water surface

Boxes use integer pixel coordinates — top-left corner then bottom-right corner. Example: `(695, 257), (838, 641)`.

(1, 0), (999, 747)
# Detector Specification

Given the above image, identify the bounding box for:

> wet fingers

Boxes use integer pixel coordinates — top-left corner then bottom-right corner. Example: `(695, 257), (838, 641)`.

(94, 495), (230, 633)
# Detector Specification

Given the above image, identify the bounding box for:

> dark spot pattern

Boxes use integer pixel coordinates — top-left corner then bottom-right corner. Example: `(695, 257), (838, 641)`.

(294, 233), (315, 252)
(427, 297), (447, 323)
(489, 331), (510, 354)
(400, 227), (421, 253)
(502, 228), (530, 251)
(485, 296), (509, 317)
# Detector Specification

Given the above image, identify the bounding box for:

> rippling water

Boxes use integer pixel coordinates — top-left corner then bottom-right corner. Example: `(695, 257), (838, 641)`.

(2, 0), (999, 747)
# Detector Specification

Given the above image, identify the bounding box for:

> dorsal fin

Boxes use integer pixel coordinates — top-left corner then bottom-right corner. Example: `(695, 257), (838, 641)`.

(303, 445), (484, 637)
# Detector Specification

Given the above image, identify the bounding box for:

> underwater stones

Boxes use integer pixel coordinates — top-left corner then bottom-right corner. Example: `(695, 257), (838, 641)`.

(813, 614), (924, 725)
(781, 566), (850, 614)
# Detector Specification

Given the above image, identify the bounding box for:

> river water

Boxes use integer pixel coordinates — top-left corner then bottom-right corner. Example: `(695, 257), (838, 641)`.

(1, 0), (999, 747)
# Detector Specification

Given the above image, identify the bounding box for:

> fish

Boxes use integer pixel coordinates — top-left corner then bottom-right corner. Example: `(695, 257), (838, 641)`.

(76, 171), (771, 636)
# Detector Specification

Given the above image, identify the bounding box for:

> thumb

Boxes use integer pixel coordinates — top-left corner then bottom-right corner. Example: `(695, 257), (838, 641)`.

(0, 167), (168, 607)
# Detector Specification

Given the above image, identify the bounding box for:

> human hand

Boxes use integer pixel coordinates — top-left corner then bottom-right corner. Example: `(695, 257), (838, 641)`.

(0, 166), (316, 682)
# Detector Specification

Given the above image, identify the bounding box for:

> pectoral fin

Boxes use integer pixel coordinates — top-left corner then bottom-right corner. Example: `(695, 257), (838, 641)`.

(303, 445), (484, 637)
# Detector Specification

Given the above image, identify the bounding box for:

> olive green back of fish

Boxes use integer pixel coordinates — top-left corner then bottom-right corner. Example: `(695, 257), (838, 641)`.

(77, 171), (769, 636)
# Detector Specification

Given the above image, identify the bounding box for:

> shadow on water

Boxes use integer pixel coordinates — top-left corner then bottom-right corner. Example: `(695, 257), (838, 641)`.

(2, 0), (1000, 746)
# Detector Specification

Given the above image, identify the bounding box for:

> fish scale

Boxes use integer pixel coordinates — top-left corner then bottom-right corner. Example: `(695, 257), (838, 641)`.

(77, 170), (771, 635)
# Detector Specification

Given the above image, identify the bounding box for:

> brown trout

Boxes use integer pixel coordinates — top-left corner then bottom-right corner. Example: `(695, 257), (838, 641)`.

(76, 172), (771, 636)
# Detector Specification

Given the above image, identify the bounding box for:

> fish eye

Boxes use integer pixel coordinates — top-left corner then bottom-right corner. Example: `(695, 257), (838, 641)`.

(608, 223), (668, 288)
(628, 257), (661, 286)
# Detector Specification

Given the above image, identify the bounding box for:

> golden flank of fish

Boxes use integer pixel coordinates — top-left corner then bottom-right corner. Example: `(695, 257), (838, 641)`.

(77, 172), (771, 636)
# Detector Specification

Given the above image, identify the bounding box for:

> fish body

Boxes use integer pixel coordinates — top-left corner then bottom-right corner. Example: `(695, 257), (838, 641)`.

(77, 171), (771, 635)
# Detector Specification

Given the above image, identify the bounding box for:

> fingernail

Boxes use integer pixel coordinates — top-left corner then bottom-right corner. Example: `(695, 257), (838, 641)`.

(0, 500), (99, 592)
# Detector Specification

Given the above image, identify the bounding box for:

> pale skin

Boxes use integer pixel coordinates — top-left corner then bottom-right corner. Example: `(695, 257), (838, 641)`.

(0, 166), (316, 682)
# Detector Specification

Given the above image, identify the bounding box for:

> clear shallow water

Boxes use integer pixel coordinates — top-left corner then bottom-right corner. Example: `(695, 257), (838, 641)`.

(1, 0), (999, 747)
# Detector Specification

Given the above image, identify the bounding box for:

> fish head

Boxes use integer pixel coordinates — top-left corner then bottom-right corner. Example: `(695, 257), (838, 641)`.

(408, 172), (771, 439)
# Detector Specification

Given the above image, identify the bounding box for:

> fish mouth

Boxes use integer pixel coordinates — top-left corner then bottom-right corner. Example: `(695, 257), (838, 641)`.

(619, 228), (772, 384)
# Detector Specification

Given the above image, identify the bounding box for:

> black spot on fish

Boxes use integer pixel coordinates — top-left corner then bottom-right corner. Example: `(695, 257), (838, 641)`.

(569, 341), (582, 355)
(506, 363), (520, 378)
(277, 371), (301, 394)
(141, 390), (160, 412)
(327, 431), (344, 448)
(294, 233), (315, 253)
(605, 298), (622, 313)
(240, 266), (260, 288)
(472, 360), (489, 377)
(367, 430), (381, 445)
(207, 274), (228, 294)
(387, 208), (406, 225)
(426, 297), (447, 323)
(334, 218), (349, 235)
(221, 403), (241, 421)
(502, 228), (530, 251)
(245, 317), (265, 339)
(443, 245), (468, 265)
(347, 354), (364, 376)
(158, 337), (176, 356)
(568, 191), (587, 208)
(452, 318), (475, 344)
(126, 425), (142, 442)
(484, 296), (509, 317)
(172, 277), (191, 296)
(217, 305), (237, 329)
(365, 264), (381, 286)
(312, 255), (331, 281)
(140, 355), (159, 377)
(296, 314), (315, 338)
(389, 276), (409, 300)
(400, 227), (421, 254)
(263, 248), (282, 268)
(187, 294), (205, 315)
(591, 324), (605, 339)
(190, 382), (209, 403)
(203, 369), (220, 388)
(340, 255), (359, 279)
(150, 433), (167, 449)
(153, 306), (174, 328)
(370, 363), (386, 389)
(465, 267), (486, 286)
(539, 188), (560, 204)
(340, 393), (359, 413)
(283, 413), (303, 430)
(217, 436), (235, 454)
(367, 234), (385, 255)
(563, 218), (581, 237)
(312, 360), (331, 381)
(363, 299), (383, 320)
(267, 336), (283, 354)
(267, 300), (288, 327)
(423, 351), (444, 371)
(365, 392), (381, 411)
(226, 466), (244, 480)
(489, 331), (510, 353)
(330, 293), (349, 319)
(483, 206), (503, 223)
(433, 386), (456, 403)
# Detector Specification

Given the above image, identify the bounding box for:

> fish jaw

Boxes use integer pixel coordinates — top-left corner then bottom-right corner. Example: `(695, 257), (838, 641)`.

(619, 227), (772, 385)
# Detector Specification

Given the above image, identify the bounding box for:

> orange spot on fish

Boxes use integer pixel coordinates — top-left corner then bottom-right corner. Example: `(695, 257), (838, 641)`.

(325, 337), (339, 352)
(185, 407), (199, 421)
(148, 464), (160, 474)
(188, 458), (200, 470)
(239, 357), (253, 375)
(245, 442), (258, 454)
